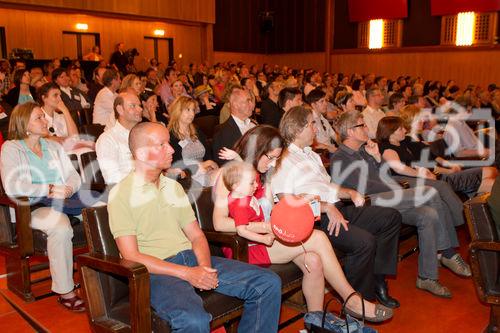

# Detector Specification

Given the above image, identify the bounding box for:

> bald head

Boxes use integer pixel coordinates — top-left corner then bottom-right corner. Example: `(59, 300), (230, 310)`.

(229, 88), (254, 120)
(129, 122), (163, 158)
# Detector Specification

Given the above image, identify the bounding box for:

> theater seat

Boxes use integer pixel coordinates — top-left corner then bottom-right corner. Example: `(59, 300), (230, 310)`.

(464, 194), (500, 333)
(77, 206), (244, 332)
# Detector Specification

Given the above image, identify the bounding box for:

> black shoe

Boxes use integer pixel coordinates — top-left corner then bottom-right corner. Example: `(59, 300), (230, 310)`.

(375, 281), (400, 309)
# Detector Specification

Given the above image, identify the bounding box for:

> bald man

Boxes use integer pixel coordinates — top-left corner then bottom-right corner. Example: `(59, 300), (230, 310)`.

(108, 122), (281, 332)
(96, 92), (143, 184)
(212, 88), (256, 165)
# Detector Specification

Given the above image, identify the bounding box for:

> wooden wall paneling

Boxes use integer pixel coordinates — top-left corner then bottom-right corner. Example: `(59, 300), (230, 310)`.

(0, 8), (205, 69)
(81, 34), (96, 57)
(62, 33), (77, 59)
(0, 0), (216, 24)
(329, 49), (500, 89)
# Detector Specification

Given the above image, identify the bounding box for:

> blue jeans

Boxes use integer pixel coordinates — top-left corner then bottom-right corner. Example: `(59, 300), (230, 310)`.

(150, 250), (281, 333)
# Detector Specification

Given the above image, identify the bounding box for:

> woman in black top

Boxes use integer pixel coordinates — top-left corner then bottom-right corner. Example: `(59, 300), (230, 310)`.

(377, 115), (495, 196)
(167, 96), (218, 187)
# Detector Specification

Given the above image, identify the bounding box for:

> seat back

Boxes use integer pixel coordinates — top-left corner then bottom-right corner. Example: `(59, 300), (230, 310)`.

(80, 151), (105, 184)
(464, 194), (500, 299)
(188, 187), (215, 232)
(67, 154), (80, 175)
(0, 180), (15, 245)
(80, 124), (105, 142)
(82, 206), (130, 310)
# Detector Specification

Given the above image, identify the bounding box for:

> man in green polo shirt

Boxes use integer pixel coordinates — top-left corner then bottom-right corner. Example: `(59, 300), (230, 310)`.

(107, 122), (281, 333)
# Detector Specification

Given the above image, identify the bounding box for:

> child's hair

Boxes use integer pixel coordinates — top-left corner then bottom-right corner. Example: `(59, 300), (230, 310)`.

(222, 162), (255, 191)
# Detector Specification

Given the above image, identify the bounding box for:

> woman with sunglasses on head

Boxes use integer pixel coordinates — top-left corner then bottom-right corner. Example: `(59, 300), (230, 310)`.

(37, 82), (94, 152)
(214, 125), (393, 328)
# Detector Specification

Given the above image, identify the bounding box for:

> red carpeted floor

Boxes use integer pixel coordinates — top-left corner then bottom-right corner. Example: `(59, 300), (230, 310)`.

(0, 227), (490, 332)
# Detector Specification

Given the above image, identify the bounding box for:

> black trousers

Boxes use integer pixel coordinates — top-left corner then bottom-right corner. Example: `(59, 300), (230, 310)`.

(318, 205), (401, 300)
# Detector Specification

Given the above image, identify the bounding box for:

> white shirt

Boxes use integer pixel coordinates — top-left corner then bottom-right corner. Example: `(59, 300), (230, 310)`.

(42, 108), (68, 137)
(362, 105), (386, 139)
(60, 86), (90, 109)
(271, 143), (339, 204)
(95, 121), (133, 184)
(93, 87), (117, 128)
(312, 111), (337, 146)
(232, 115), (256, 135)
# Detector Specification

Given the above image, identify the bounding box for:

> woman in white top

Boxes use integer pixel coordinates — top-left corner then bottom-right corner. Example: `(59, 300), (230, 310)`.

(38, 82), (94, 153)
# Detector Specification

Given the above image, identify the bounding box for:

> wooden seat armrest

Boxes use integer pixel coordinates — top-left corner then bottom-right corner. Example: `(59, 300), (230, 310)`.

(77, 253), (152, 332)
(204, 231), (249, 262)
(77, 253), (149, 278)
(0, 195), (34, 257)
(469, 240), (500, 252)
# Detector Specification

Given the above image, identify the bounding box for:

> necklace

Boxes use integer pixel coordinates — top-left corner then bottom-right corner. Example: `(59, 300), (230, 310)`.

(41, 107), (56, 135)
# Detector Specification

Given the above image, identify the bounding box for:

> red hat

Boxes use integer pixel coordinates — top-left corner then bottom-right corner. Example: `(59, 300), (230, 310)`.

(271, 195), (315, 243)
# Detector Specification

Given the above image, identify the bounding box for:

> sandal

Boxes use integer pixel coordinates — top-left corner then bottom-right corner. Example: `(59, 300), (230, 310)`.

(343, 291), (393, 323)
(57, 295), (86, 313)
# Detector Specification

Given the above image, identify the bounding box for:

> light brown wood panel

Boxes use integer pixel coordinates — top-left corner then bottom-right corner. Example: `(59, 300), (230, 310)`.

(0, 0), (215, 23)
(214, 52), (326, 72)
(157, 39), (170, 66)
(0, 8), (205, 68)
(81, 34), (96, 56)
(62, 33), (77, 59)
(329, 49), (500, 89)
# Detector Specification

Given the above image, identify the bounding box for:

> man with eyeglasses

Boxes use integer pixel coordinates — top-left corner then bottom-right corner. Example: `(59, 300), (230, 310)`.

(96, 92), (143, 184)
(362, 87), (386, 139)
(330, 111), (470, 299)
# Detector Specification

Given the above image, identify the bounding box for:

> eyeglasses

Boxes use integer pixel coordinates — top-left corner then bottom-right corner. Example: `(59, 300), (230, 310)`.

(350, 123), (367, 129)
(265, 153), (279, 161)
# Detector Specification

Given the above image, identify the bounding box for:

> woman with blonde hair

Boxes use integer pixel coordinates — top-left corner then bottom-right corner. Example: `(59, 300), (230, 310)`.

(119, 74), (143, 95)
(167, 96), (218, 186)
(0, 102), (86, 312)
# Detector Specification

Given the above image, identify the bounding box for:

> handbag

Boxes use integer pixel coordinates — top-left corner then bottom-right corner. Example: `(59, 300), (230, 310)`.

(306, 292), (377, 333)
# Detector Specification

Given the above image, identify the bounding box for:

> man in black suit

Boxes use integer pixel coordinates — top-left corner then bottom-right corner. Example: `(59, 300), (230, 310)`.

(212, 88), (256, 165)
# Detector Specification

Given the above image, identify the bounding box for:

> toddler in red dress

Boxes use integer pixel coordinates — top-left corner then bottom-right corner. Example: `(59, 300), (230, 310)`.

(222, 162), (275, 264)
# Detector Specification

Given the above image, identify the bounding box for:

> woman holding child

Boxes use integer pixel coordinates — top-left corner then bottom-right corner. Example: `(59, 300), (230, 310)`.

(213, 125), (393, 327)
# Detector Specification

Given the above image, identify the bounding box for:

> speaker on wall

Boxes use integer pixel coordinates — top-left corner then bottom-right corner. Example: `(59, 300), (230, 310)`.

(260, 11), (274, 33)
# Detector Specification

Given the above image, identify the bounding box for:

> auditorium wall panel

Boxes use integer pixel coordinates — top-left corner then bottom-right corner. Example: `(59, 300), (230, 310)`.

(0, 8), (204, 69)
(330, 49), (500, 88)
(0, 0), (215, 23)
(213, 52), (326, 71)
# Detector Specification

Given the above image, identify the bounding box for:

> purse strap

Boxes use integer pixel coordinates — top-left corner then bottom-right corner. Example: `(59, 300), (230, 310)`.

(320, 296), (347, 333)
(342, 291), (365, 327)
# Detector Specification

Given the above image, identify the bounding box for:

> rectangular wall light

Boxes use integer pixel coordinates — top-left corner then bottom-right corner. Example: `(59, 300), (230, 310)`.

(75, 23), (88, 30)
(369, 19), (383, 49)
(153, 29), (165, 37)
(456, 12), (475, 46)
